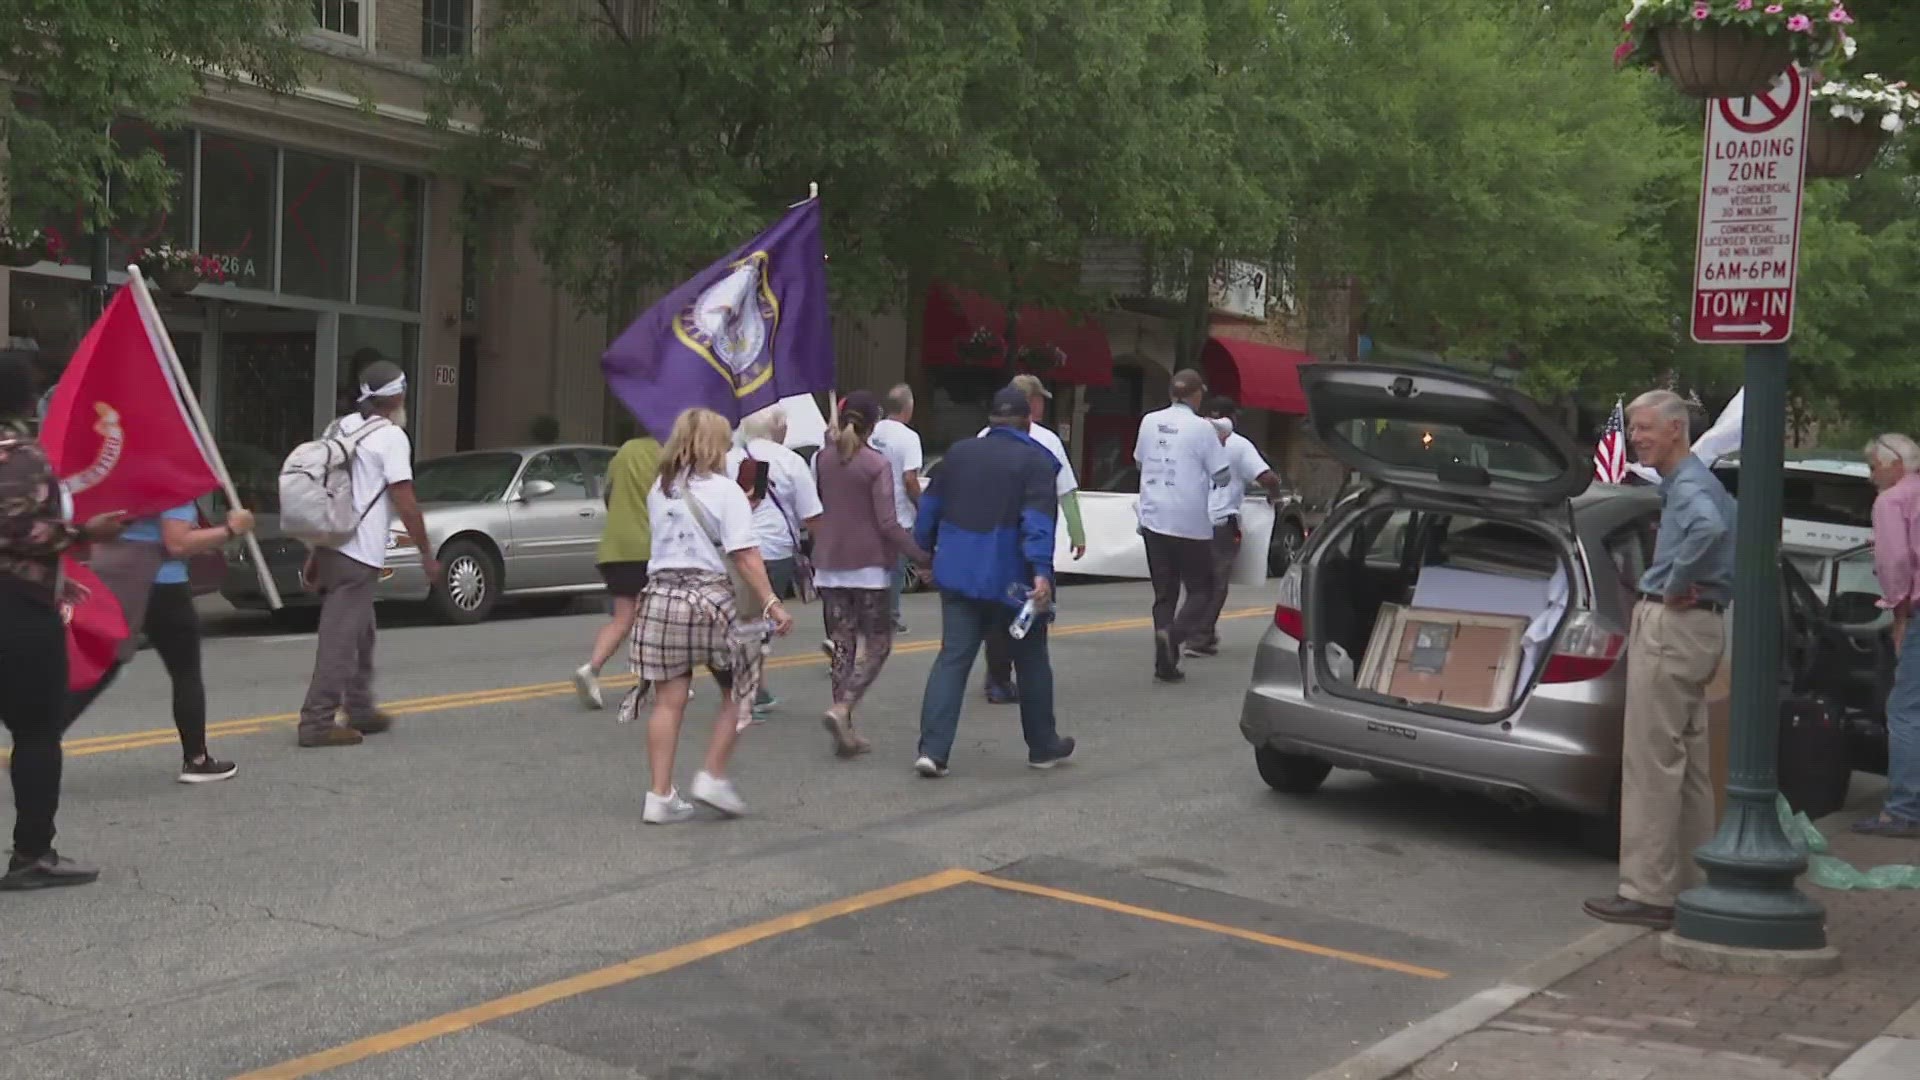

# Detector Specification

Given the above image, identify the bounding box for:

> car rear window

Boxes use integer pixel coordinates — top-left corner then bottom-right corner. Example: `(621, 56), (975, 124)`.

(1713, 466), (1873, 529)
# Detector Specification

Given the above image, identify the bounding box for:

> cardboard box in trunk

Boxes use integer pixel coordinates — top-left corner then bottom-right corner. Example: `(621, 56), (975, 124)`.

(1367, 605), (1531, 712)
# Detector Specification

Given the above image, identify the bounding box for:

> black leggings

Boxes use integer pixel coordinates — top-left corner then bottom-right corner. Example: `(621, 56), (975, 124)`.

(0, 588), (72, 861)
(68, 582), (208, 760)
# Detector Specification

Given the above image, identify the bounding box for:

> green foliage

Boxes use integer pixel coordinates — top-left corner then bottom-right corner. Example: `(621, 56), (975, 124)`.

(0, 0), (312, 229)
(437, 0), (1915, 431)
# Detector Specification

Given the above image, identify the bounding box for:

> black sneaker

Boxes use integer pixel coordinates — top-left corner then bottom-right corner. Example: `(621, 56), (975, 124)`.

(179, 756), (238, 784)
(1183, 642), (1219, 658)
(1029, 737), (1077, 770)
(1, 850), (100, 890)
(1154, 667), (1186, 683)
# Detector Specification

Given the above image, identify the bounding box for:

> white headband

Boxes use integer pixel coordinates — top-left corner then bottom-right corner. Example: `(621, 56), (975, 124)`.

(358, 375), (406, 402)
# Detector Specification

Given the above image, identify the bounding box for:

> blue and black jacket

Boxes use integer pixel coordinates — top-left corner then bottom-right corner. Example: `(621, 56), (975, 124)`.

(914, 426), (1058, 609)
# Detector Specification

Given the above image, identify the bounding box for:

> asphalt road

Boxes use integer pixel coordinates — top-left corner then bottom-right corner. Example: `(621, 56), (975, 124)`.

(4, 582), (1617, 1079)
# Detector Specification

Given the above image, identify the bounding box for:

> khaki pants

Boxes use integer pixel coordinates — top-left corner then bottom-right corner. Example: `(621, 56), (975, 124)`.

(1619, 600), (1726, 907)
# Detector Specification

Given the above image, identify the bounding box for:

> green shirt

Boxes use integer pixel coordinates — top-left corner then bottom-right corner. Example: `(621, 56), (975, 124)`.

(596, 437), (662, 564)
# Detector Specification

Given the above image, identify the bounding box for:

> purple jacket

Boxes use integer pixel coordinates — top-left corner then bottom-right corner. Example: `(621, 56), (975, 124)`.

(812, 445), (927, 572)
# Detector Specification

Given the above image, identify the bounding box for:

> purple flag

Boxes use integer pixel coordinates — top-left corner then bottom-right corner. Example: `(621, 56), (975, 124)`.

(603, 199), (835, 439)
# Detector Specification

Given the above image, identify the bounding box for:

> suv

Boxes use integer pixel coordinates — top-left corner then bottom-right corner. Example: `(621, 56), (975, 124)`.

(1237, 365), (1659, 847)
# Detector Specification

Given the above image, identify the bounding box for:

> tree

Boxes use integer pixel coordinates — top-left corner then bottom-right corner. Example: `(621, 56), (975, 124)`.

(2, 0), (311, 233)
(1282, 0), (1695, 403)
(435, 0), (1225, 326)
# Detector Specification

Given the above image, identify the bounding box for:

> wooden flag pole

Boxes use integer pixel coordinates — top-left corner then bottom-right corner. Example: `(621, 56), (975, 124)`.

(125, 267), (284, 611)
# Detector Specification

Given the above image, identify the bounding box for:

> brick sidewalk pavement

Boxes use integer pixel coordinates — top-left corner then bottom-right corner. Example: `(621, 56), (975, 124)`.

(1390, 829), (1920, 1080)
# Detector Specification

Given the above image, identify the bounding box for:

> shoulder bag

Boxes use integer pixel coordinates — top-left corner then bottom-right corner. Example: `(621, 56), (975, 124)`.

(680, 483), (766, 619)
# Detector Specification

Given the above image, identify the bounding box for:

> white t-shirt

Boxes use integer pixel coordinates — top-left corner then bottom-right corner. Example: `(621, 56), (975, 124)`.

(1210, 432), (1274, 525)
(329, 413), (414, 570)
(725, 439), (822, 561)
(646, 472), (758, 575)
(977, 421), (1078, 497)
(1134, 402), (1230, 541)
(868, 417), (923, 529)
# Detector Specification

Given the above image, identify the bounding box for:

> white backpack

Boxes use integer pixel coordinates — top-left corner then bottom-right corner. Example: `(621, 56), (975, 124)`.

(278, 417), (389, 547)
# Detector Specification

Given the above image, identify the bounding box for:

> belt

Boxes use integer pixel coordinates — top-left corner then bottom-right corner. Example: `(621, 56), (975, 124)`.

(1637, 591), (1728, 614)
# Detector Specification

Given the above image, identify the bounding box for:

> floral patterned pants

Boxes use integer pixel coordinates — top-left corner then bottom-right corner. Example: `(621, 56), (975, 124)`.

(821, 587), (894, 708)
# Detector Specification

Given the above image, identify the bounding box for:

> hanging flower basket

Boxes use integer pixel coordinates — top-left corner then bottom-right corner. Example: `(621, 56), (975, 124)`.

(133, 244), (227, 296)
(1014, 344), (1066, 374)
(1806, 74), (1917, 178)
(1615, 2), (1856, 101)
(956, 326), (1004, 364)
(0, 227), (47, 268)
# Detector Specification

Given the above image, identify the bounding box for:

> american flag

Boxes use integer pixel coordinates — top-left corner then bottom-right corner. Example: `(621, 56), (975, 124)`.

(1594, 399), (1626, 484)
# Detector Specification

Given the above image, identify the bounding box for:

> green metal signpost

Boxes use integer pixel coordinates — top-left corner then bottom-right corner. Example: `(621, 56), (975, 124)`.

(1671, 72), (1826, 953)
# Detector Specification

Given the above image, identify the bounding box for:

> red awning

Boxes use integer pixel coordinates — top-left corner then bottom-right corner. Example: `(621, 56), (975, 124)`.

(921, 285), (1113, 387)
(1201, 337), (1313, 415)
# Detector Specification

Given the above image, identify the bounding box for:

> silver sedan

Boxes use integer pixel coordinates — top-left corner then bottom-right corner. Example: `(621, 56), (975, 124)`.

(222, 444), (620, 624)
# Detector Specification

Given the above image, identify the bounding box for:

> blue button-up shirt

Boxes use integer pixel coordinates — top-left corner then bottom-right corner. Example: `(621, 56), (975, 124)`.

(1639, 455), (1737, 604)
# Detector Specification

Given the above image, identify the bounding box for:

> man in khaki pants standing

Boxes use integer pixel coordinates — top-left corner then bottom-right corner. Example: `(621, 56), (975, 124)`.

(1585, 389), (1735, 931)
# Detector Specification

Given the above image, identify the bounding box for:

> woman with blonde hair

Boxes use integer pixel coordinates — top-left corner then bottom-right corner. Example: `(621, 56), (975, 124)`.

(1858, 432), (1920, 836)
(810, 391), (928, 756)
(625, 408), (792, 824)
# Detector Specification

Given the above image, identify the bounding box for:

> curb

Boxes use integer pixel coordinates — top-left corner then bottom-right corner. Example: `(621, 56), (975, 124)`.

(1303, 923), (1647, 1080)
(1831, 997), (1920, 1080)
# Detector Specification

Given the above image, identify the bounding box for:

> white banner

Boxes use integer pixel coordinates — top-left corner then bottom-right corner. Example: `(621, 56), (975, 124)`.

(1054, 490), (1273, 585)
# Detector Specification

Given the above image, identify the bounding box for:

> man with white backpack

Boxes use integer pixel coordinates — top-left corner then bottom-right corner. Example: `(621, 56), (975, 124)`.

(286, 359), (436, 749)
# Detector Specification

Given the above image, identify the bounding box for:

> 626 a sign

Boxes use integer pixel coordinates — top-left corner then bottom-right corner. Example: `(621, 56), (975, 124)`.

(1690, 69), (1810, 345)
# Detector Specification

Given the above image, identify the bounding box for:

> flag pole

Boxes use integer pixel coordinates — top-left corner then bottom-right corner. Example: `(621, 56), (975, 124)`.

(125, 267), (284, 611)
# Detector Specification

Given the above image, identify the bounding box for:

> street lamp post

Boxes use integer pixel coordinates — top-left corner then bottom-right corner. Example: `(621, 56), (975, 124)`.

(1670, 342), (1828, 953)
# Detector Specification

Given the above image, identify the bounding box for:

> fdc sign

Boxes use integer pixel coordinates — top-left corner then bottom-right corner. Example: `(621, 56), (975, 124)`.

(1691, 68), (1810, 345)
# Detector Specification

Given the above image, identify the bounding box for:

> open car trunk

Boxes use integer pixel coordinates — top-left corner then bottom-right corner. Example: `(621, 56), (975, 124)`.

(1307, 501), (1582, 722)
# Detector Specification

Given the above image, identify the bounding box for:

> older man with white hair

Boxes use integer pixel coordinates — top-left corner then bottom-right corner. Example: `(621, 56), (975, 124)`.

(1857, 432), (1920, 836)
(727, 404), (823, 717)
(1584, 388), (1736, 930)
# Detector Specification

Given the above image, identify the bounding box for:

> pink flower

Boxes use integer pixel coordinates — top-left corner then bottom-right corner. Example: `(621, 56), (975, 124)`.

(1829, 5), (1853, 23)
(1787, 13), (1812, 30)
(1692, 2), (1710, 18)
(1737, 0), (1753, 8)
(1766, 3), (1784, 12)
(1613, 40), (1637, 65)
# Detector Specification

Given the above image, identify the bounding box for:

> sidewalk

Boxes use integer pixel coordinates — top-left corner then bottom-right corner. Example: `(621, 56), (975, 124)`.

(1315, 810), (1920, 1080)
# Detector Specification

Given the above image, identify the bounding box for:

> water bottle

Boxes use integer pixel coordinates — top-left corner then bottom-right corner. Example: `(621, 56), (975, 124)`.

(1009, 595), (1038, 640)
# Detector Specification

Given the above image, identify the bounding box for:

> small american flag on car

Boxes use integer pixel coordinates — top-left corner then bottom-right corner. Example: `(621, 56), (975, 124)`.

(1593, 399), (1626, 484)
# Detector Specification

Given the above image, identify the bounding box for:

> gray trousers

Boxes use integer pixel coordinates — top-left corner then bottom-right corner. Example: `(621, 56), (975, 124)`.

(299, 548), (381, 735)
(1195, 520), (1240, 647)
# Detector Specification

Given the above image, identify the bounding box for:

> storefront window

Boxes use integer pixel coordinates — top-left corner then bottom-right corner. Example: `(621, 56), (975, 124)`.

(336, 317), (420, 419)
(198, 136), (277, 290)
(279, 151), (353, 300)
(216, 325), (316, 511)
(356, 168), (422, 310)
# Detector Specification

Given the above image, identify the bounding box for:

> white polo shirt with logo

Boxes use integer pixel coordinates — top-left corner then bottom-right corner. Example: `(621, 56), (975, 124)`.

(1133, 402), (1229, 541)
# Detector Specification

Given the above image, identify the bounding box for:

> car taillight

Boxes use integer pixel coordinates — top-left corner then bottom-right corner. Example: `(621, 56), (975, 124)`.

(1272, 565), (1305, 641)
(1540, 616), (1624, 684)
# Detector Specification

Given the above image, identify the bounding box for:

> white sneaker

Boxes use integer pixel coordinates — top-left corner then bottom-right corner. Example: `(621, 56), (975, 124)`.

(914, 756), (949, 779)
(691, 770), (747, 817)
(643, 789), (696, 825)
(573, 664), (604, 710)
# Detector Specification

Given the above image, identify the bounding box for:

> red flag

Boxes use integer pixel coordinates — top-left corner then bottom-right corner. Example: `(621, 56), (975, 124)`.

(60, 557), (129, 693)
(40, 285), (220, 521)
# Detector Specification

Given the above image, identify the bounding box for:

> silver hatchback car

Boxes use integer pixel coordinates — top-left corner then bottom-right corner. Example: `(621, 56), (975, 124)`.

(1237, 365), (1661, 849)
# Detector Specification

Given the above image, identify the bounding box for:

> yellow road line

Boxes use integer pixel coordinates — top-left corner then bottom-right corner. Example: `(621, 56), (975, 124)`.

(228, 869), (977, 1080)
(961, 872), (1450, 980)
(44, 607), (1267, 761)
(234, 858), (1436, 1077)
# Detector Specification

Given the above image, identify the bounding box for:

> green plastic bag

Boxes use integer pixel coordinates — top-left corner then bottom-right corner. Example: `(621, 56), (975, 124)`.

(1776, 794), (1920, 890)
